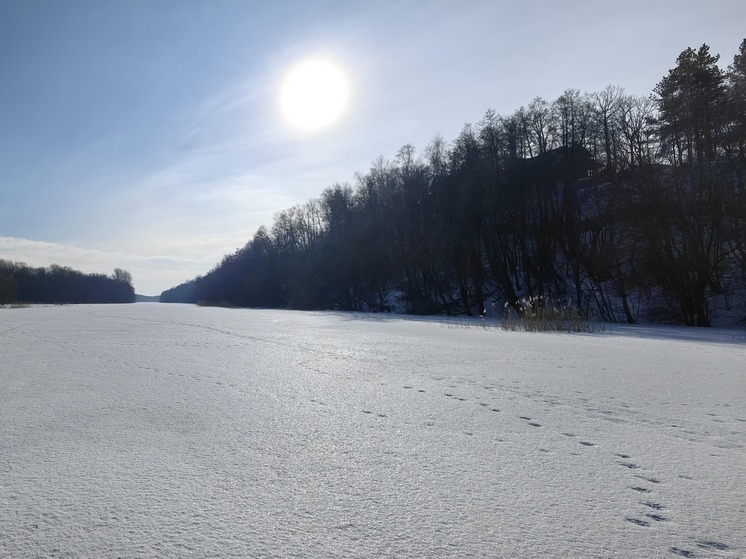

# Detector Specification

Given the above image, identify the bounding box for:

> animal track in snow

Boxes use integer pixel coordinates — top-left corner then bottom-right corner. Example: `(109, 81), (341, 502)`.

(350, 362), (734, 559)
(695, 541), (729, 551)
(362, 410), (387, 418)
(635, 475), (661, 484)
(669, 547), (695, 557)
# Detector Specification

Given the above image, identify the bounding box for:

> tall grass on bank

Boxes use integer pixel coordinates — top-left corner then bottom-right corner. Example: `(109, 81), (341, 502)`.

(502, 296), (607, 333)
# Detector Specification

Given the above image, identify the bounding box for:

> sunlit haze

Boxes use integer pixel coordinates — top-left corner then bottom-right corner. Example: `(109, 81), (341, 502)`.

(1, 1), (744, 295)
(280, 58), (350, 132)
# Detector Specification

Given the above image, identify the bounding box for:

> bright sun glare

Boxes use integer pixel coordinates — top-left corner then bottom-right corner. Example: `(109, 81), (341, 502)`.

(280, 59), (350, 132)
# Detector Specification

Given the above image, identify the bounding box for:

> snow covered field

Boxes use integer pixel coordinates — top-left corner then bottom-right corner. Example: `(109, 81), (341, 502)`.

(1, 304), (744, 558)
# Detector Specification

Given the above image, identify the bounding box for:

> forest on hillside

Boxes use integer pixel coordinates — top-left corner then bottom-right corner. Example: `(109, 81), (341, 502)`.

(161, 41), (746, 327)
(0, 261), (135, 305)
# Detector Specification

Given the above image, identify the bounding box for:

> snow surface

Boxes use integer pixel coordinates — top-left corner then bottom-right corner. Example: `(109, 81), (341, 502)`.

(1, 304), (744, 558)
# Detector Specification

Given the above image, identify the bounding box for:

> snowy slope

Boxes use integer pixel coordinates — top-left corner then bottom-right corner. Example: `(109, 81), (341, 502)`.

(1, 305), (744, 558)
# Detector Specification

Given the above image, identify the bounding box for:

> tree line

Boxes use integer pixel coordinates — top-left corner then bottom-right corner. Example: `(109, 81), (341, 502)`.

(161, 40), (746, 326)
(0, 261), (135, 305)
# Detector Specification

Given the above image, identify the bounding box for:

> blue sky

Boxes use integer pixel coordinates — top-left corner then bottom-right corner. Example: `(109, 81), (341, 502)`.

(1, 0), (744, 295)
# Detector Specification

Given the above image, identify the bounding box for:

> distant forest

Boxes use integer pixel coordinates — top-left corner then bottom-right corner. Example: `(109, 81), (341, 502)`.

(162, 41), (746, 327)
(0, 261), (135, 305)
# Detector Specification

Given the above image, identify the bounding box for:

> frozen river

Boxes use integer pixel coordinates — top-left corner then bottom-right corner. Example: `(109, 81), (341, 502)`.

(1, 304), (744, 558)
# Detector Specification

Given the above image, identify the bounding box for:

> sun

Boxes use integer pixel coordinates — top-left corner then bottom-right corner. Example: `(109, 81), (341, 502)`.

(280, 58), (350, 132)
